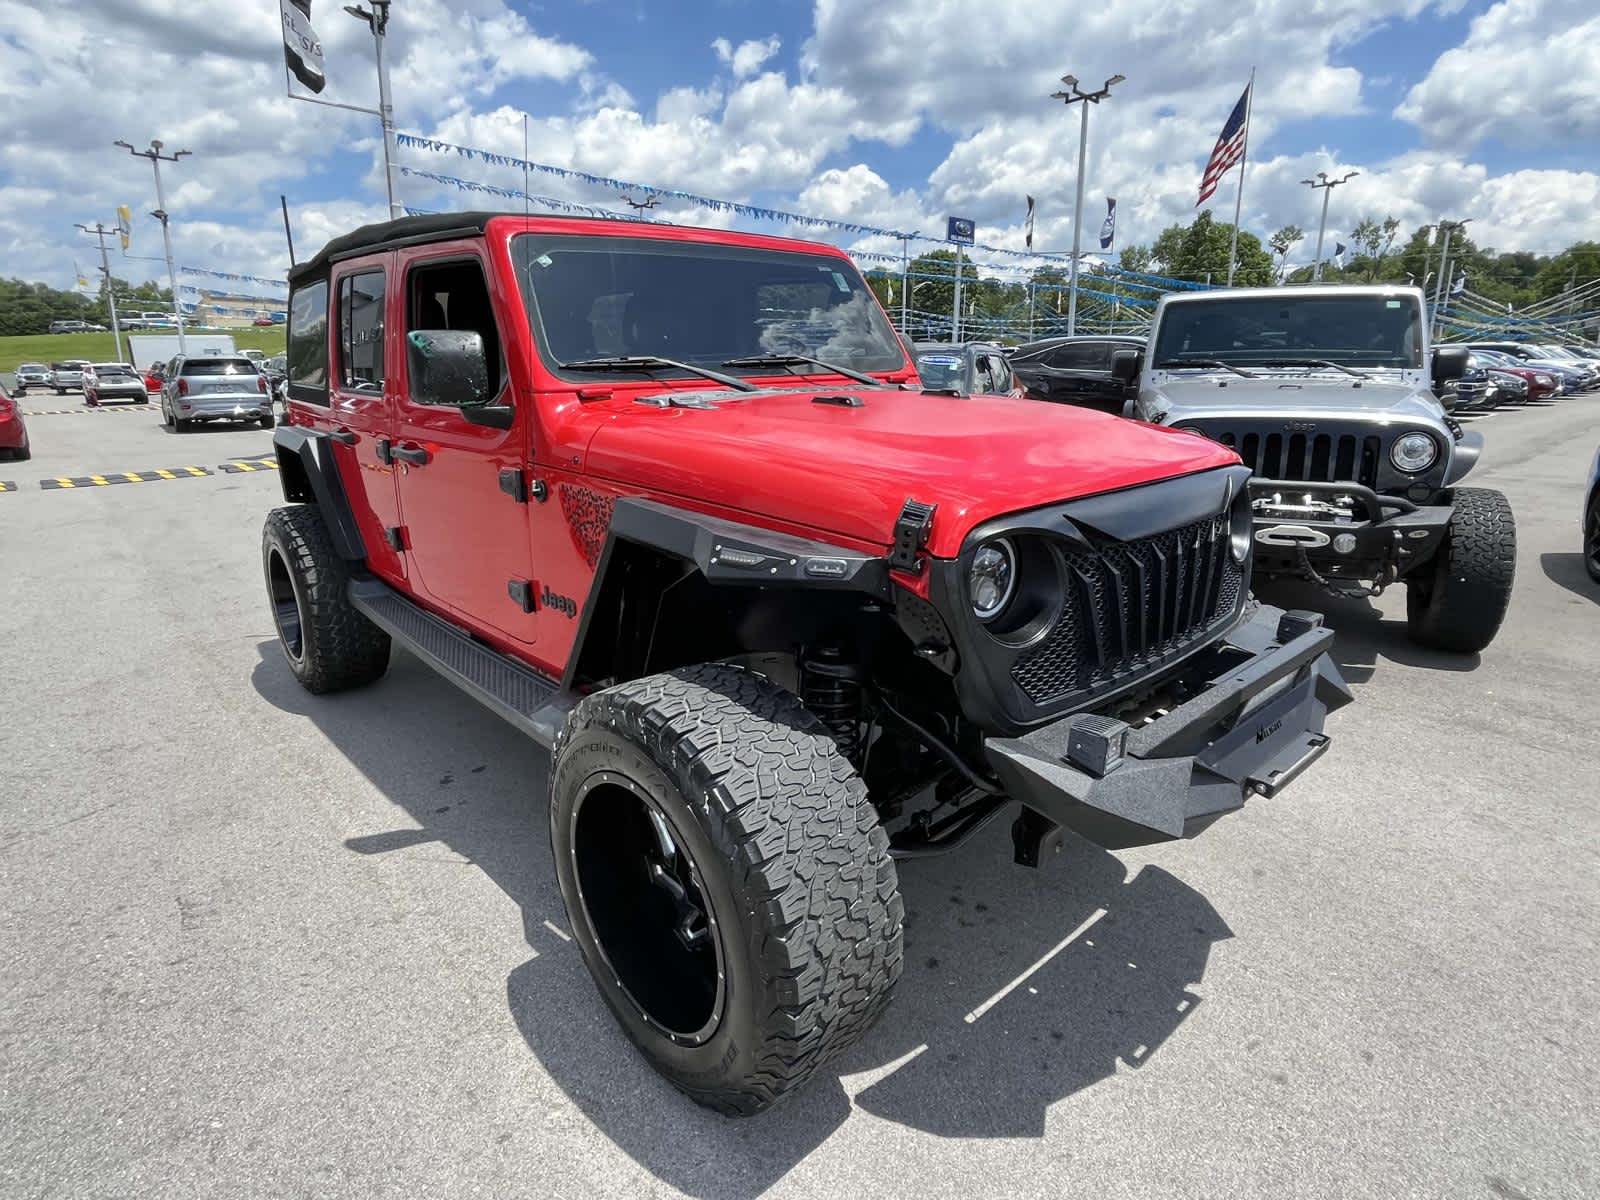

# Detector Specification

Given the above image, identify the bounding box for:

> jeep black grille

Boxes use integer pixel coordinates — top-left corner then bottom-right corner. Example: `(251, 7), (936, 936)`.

(1210, 428), (1382, 488)
(1011, 514), (1243, 706)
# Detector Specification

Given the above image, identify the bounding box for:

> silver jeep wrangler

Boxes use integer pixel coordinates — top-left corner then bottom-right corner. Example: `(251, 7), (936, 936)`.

(1116, 284), (1515, 653)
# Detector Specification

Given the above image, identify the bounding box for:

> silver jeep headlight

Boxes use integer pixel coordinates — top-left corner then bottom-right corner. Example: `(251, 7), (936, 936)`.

(968, 538), (1016, 621)
(1390, 432), (1438, 474)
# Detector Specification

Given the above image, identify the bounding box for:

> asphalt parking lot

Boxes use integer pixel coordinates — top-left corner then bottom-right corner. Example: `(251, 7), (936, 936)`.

(2, 391), (1597, 1199)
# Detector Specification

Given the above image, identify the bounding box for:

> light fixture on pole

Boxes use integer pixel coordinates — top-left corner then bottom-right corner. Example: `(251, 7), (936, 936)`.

(1050, 71), (1124, 335)
(1430, 218), (1471, 341)
(343, 1), (402, 220)
(76, 222), (127, 363)
(1301, 170), (1358, 283)
(114, 138), (191, 353)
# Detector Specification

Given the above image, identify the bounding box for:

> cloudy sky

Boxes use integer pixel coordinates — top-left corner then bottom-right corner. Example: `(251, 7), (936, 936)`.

(1, 0), (1596, 298)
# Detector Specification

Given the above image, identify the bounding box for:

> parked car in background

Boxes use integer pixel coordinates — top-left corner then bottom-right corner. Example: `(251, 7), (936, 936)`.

(260, 354), (288, 405)
(240, 349), (267, 366)
(47, 319), (103, 334)
(142, 361), (167, 393)
(1008, 335), (1144, 411)
(1438, 355), (1492, 411)
(0, 379), (30, 460)
(911, 341), (1019, 396)
(12, 363), (52, 395)
(1470, 350), (1559, 401)
(161, 355), (273, 430)
(1467, 343), (1594, 392)
(253, 316), (277, 327)
(82, 362), (150, 406)
(1532, 344), (1600, 388)
(49, 360), (90, 393)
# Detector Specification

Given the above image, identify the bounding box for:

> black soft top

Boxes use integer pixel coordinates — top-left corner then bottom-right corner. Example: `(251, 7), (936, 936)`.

(288, 211), (501, 287)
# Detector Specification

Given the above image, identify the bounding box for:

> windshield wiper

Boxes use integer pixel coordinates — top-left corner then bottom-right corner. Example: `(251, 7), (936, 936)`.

(1154, 358), (1257, 379)
(560, 355), (757, 393)
(721, 353), (890, 388)
(1258, 358), (1365, 378)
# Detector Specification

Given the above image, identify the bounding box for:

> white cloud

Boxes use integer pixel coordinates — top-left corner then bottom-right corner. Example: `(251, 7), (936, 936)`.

(1396, 0), (1600, 147)
(712, 35), (782, 80)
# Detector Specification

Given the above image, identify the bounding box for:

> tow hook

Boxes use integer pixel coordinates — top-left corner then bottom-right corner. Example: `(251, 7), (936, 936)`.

(1256, 524), (1331, 549)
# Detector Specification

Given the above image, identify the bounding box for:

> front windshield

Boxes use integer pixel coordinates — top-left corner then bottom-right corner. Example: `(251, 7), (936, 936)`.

(511, 233), (905, 379)
(1153, 294), (1423, 369)
(914, 352), (966, 392)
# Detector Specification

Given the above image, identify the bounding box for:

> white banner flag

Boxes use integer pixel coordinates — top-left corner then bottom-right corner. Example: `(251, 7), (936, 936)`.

(281, 0), (326, 94)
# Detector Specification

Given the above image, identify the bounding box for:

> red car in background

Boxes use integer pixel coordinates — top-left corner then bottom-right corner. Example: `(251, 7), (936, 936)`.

(0, 379), (31, 461)
(1471, 350), (1559, 401)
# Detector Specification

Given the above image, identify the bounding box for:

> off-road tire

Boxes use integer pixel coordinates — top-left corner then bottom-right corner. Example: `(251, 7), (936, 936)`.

(1406, 487), (1516, 653)
(551, 664), (903, 1116)
(261, 505), (390, 693)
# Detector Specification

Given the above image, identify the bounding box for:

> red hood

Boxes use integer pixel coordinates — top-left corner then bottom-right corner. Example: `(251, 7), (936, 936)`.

(581, 387), (1239, 558)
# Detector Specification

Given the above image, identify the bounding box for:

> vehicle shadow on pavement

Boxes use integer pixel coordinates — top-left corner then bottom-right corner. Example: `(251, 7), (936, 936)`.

(1254, 579), (1480, 685)
(253, 643), (1234, 1194)
(1539, 552), (1599, 604)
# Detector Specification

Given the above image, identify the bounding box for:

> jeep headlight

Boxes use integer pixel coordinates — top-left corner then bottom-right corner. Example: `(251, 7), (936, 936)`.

(1390, 432), (1438, 474)
(968, 538), (1016, 621)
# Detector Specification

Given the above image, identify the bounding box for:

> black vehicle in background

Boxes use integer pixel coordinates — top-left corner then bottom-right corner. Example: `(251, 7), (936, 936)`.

(1008, 335), (1145, 411)
(910, 341), (1018, 396)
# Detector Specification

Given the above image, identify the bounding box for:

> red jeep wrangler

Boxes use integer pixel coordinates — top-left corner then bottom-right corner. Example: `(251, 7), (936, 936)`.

(263, 212), (1352, 1114)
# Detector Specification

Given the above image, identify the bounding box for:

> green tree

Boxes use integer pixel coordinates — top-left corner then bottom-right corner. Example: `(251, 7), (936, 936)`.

(1150, 212), (1275, 286)
(1268, 225), (1305, 282)
(1348, 216), (1400, 281)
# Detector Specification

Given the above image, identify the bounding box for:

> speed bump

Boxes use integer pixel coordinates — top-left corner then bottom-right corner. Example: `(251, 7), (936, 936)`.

(218, 458), (281, 473)
(0, 481), (15, 493)
(40, 466), (211, 490)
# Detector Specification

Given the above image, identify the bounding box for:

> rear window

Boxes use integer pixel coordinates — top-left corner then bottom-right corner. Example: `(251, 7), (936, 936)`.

(182, 359), (257, 376)
(287, 280), (330, 402)
(96, 365), (136, 378)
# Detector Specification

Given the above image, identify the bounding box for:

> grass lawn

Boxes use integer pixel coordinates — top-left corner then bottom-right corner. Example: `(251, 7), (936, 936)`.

(1, 328), (286, 373)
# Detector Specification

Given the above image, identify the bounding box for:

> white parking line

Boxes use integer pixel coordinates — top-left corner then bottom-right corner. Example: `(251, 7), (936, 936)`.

(963, 907), (1106, 1024)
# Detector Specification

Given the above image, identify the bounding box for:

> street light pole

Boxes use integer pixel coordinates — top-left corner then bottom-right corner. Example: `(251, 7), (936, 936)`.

(899, 233), (912, 334)
(1301, 171), (1358, 283)
(1050, 72), (1124, 335)
(76, 223), (126, 362)
(1430, 218), (1471, 341)
(114, 138), (191, 353)
(344, 1), (402, 220)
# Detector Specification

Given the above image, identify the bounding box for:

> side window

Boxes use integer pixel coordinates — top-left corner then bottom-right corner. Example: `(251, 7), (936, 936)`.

(984, 355), (1012, 392)
(1048, 342), (1108, 370)
(287, 279), (330, 403)
(974, 355), (996, 394)
(407, 258), (504, 397)
(338, 271), (386, 392)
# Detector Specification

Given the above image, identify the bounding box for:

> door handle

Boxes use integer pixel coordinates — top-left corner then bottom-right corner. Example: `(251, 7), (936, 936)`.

(328, 429), (358, 445)
(391, 444), (431, 466)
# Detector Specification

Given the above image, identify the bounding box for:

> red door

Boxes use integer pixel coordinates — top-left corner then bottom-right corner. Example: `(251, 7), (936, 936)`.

(325, 259), (405, 584)
(390, 246), (536, 647)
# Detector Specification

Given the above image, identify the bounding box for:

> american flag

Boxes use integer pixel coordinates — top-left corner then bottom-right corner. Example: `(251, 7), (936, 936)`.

(1197, 82), (1251, 206)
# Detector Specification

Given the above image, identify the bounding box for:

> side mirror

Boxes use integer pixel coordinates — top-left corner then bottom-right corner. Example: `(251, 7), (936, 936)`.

(1432, 345), (1469, 384)
(407, 329), (490, 408)
(1110, 347), (1142, 384)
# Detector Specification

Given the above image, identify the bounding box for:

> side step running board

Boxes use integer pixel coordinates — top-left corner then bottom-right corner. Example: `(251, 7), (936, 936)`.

(348, 578), (575, 750)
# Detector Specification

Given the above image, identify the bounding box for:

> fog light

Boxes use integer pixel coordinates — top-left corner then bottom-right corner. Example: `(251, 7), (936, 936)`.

(1332, 533), (1357, 554)
(1064, 714), (1128, 778)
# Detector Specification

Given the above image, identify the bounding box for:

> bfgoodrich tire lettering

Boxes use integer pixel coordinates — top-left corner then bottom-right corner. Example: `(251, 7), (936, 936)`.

(550, 664), (904, 1116)
(1406, 487), (1516, 653)
(261, 505), (390, 693)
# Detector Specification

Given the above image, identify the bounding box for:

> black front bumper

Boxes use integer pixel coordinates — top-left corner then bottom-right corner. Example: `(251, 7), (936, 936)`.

(984, 603), (1351, 849)
(1246, 479), (1450, 579)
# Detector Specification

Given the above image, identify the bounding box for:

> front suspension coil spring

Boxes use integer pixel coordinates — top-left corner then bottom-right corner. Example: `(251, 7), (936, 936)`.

(801, 646), (865, 760)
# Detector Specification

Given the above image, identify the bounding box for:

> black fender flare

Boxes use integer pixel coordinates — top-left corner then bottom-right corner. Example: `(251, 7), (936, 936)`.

(272, 426), (368, 562)
(562, 497), (891, 691)
(1444, 428), (1484, 487)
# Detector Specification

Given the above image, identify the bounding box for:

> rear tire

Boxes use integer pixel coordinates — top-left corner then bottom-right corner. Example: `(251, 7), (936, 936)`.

(1406, 487), (1516, 653)
(261, 505), (390, 694)
(551, 664), (903, 1116)
(260, 412), (276, 429)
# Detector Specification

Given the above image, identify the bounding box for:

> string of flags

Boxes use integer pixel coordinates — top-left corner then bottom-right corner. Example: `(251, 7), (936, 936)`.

(180, 266), (288, 289)
(396, 166), (652, 222)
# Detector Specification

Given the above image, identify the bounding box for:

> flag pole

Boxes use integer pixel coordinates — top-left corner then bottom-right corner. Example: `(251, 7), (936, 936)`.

(1226, 68), (1254, 287)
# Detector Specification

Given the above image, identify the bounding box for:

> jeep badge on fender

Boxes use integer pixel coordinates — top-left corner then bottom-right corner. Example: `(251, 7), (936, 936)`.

(261, 211), (1352, 1117)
